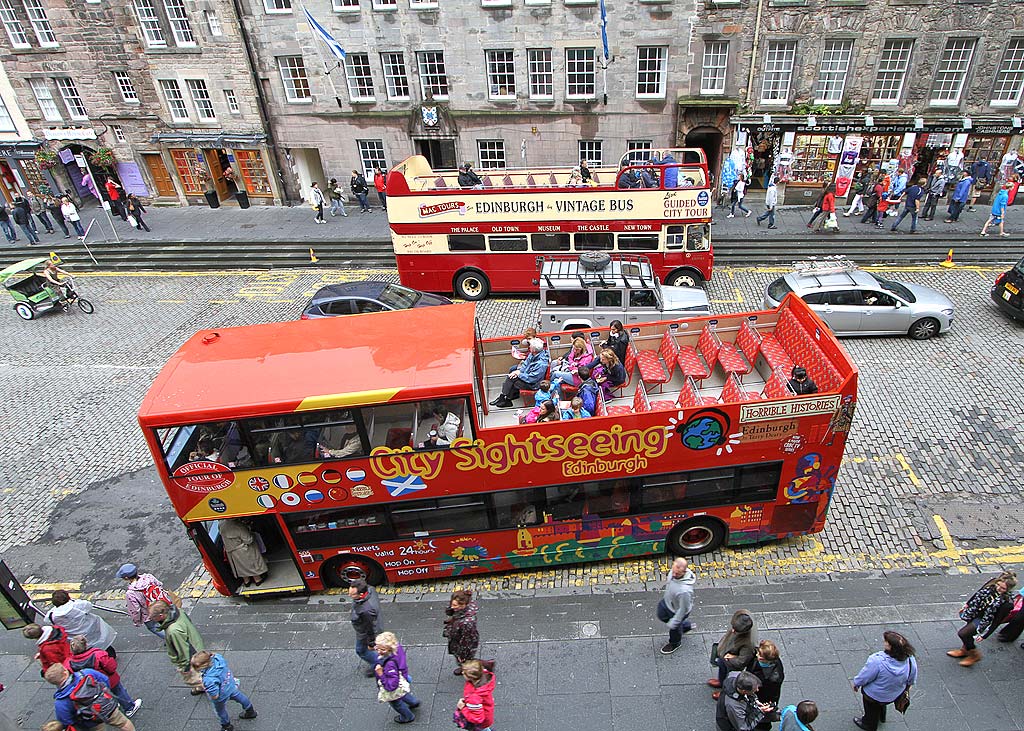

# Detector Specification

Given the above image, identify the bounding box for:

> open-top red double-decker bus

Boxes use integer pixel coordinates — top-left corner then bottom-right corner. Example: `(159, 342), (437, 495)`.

(138, 298), (857, 596)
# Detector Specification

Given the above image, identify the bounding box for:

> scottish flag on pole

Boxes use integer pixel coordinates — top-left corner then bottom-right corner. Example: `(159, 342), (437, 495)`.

(303, 7), (346, 61)
(598, 0), (610, 62)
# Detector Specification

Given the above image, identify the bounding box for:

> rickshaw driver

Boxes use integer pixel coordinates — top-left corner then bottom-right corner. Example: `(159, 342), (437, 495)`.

(39, 259), (71, 302)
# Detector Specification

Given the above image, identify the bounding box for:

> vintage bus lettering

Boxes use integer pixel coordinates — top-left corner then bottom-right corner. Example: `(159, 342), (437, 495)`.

(474, 201), (545, 215)
(610, 199), (634, 212)
(451, 226), (479, 233)
(537, 225), (561, 231)
(556, 199), (606, 213)
(492, 226), (521, 233)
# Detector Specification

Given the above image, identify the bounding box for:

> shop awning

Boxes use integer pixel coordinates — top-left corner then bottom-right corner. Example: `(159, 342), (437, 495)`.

(0, 140), (43, 155)
(730, 114), (1022, 135)
(149, 132), (268, 146)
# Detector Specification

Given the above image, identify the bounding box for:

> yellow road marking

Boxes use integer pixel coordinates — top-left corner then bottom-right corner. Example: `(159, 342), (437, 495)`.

(156, 299), (186, 304)
(24, 582), (81, 593)
(893, 453), (922, 488)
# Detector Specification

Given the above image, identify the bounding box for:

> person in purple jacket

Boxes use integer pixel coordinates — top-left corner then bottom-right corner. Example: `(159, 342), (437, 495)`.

(851, 631), (917, 731)
(375, 631), (421, 724)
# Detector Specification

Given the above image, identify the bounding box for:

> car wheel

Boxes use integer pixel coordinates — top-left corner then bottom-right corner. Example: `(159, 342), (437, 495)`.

(322, 555), (386, 588)
(454, 271), (490, 301)
(666, 518), (726, 555)
(14, 303), (33, 320)
(666, 269), (703, 288)
(909, 317), (940, 340)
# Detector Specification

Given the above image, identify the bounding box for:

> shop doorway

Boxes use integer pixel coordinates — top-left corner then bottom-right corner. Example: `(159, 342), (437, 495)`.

(416, 138), (457, 170)
(142, 153), (176, 197)
(684, 128), (723, 184)
(290, 148), (326, 204)
(0, 160), (17, 203)
(202, 149), (231, 201)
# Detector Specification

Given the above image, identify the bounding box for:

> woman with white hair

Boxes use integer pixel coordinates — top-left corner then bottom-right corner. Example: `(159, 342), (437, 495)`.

(491, 337), (550, 408)
(374, 631), (420, 724)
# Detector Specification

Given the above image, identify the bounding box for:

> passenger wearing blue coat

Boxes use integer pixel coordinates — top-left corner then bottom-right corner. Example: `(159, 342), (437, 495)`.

(191, 651), (257, 731)
(851, 631), (917, 731)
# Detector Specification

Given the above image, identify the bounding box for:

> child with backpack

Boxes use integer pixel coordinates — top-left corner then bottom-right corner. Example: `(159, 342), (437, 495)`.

(44, 662), (135, 731)
(22, 624), (71, 673)
(191, 651), (257, 731)
(118, 563), (177, 639)
(67, 635), (142, 718)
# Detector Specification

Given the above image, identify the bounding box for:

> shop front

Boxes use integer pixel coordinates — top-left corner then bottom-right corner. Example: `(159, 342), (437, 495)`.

(730, 115), (1023, 206)
(150, 133), (281, 207)
(0, 141), (52, 202)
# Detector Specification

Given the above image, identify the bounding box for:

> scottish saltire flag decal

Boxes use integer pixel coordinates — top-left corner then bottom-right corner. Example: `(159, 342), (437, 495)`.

(303, 7), (346, 61)
(383, 475), (428, 498)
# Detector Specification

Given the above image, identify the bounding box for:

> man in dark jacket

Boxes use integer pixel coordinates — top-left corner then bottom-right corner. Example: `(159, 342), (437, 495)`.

(458, 162), (483, 188)
(788, 367), (818, 395)
(716, 671), (772, 731)
(0, 206), (16, 242)
(576, 366), (600, 415)
(349, 579), (382, 677)
(350, 170), (372, 213)
(11, 199), (39, 243)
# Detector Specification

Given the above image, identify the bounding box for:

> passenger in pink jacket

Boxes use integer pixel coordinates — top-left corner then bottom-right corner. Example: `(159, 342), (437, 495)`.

(458, 660), (496, 731)
(118, 563), (171, 639)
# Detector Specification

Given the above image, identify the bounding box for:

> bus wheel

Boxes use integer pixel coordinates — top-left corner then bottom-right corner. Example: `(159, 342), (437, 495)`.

(322, 555), (385, 588)
(454, 270), (490, 301)
(667, 518), (725, 555)
(665, 269), (703, 288)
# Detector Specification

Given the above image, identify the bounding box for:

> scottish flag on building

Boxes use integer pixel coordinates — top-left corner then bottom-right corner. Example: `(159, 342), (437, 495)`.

(383, 475), (428, 498)
(302, 7), (346, 61)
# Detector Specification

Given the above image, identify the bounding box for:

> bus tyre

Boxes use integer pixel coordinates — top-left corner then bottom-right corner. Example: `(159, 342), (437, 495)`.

(578, 251), (611, 271)
(667, 518), (725, 556)
(454, 271), (490, 301)
(665, 269), (703, 288)
(14, 303), (33, 320)
(322, 555), (385, 588)
(909, 317), (939, 340)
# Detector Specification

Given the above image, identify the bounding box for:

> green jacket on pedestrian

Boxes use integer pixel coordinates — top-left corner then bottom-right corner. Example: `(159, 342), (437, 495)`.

(158, 605), (205, 671)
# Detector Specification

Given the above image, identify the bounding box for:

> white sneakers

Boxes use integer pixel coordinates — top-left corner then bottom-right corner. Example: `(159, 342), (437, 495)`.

(126, 699), (143, 718)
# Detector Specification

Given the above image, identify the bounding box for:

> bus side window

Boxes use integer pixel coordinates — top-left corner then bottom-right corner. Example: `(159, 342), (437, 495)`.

(363, 402), (418, 450)
(543, 481), (631, 521)
(617, 234), (659, 251)
(575, 233), (613, 251)
(666, 225), (686, 250)
(488, 235), (528, 252)
(686, 224), (710, 252)
(531, 233), (571, 252)
(448, 234), (486, 251)
(491, 489), (541, 528)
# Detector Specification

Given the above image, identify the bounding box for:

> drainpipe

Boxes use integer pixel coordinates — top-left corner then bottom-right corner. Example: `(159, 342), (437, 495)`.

(744, 0), (766, 108)
(229, 0), (292, 205)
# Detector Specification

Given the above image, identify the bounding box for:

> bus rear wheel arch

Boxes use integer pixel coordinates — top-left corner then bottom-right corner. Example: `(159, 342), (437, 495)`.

(454, 270), (491, 301)
(666, 518), (726, 555)
(322, 555), (386, 588)
(665, 269), (704, 288)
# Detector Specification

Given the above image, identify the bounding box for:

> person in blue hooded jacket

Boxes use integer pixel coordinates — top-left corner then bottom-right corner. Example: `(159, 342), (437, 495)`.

(660, 152), (679, 188)
(779, 700), (818, 731)
(980, 182), (1012, 237)
(491, 337), (549, 408)
(851, 631), (917, 731)
(191, 651), (257, 731)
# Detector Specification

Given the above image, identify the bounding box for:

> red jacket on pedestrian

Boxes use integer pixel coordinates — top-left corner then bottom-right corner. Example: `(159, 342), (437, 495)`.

(821, 192), (836, 213)
(36, 625), (71, 670)
(66, 646), (122, 687)
(374, 172), (386, 193)
(105, 180), (121, 201)
(461, 670), (496, 727)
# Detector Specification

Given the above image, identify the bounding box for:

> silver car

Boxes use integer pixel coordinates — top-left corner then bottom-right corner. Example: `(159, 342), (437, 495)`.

(763, 261), (954, 340)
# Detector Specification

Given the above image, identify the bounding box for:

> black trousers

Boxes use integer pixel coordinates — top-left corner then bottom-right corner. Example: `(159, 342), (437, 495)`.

(860, 205), (878, 223)
(999, 611), (1024, 641)
(860, 691), (888, 730)
(958, 620), (979, 649)
(500, 376), (534, 399)
(922, 193), (940, 219)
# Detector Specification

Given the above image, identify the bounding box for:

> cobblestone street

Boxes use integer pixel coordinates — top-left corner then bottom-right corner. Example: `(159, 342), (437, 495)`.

(1, 263), (1022, 597)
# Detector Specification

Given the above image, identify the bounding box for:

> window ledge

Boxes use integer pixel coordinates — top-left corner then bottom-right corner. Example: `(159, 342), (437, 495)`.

(145, 46), (203, 55)
(639, 0), (672, 4)
(887, 0), (928, 5)
(827, 0), (867, 5)
(372, 4), (399, 10)
(349, 98), (377, 104)
(565, 0), (597, 5)
(989, 101), (1022, 108)
(482, 0), (513, 6)
(769, 0), (807, 6)
(11, 46), (64, 55)
(333, 6), (362, 12)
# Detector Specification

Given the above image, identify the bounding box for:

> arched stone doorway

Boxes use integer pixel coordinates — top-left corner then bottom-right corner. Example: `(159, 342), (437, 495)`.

(56, 143), (121, 203)
(685, 127), (724, 184)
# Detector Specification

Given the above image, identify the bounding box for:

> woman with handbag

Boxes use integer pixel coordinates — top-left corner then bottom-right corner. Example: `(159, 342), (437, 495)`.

(949, 571), (1017, 666)
(444, 589), (480, 675)
(708, 610), (757, 700)
(374, 632), (420, 724)
(455, 659), (495, 731)
(851, 631), (917, 731)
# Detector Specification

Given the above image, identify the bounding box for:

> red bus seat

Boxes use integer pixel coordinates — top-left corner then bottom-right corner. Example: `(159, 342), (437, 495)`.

(631, 340), (668, 387)
(759, 334), (794, 373)
(527, 174), (538, 187)
(762, 367), (796, 399)
(697, 324), (722, 371)
(721, 373), (762, 402)
(701, 324), (747, 376)
(591, 173), (601, 184)
(386, 427), (413, 449)
(676, 376), (717, 409)
(549, 173), (558, 185)
(676, 344), (711, 381)
(594, 390), (608, 417)
(481, 176), (493, 187)
(502, 174), (514, 187)
(434, 177), (447, 189)
(736, 320), (762, 365)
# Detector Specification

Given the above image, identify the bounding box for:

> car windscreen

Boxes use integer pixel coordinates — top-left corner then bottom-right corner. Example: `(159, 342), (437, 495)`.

(1014, 257), (1024, 276)
(379, 284), (421, 309)
(767, 277), (792, 301)
(869, 274), (915, 303)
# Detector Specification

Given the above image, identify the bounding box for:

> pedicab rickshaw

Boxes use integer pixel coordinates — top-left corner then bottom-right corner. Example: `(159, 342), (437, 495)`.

(0, 256), (94, 321)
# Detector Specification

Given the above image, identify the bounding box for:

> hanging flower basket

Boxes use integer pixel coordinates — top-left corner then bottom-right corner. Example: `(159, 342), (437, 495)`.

(35, 148), (59, 171)
(88, 147), (117, 168)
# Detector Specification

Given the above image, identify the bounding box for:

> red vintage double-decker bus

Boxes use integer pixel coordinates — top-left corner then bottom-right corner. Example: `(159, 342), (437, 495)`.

(138, 299), (857, 597)
(385, 149), (714, 301)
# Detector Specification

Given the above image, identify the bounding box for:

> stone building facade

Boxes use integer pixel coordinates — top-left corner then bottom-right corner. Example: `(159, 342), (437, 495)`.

(689, 0), (1024, 202)
(0, 0), (282, 206)
(238, 0), (698, 201)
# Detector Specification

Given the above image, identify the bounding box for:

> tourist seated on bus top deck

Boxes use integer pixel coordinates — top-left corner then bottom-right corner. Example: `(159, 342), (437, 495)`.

(532, 380), (556, 407)
(788, 366), (819, 395)
(567, 168), (585, 187)
(640, 167), (659, 189)
(269, 429), (317, 464)
(659, 152), (679, 188)
(458, 162), (483, 189)
(601, 320), (630, 364)
(518, 400), (560, 425)
(551, 336), (595, 388)
(561, 396), (591, 421)
(513, 327), (547, 358)
(417, 429), (450, 449)
(491, 338), (549, 408)
(618, 167), (642, 189)
(576, 366), (600, 415)
(318, 423), (363, 459)
(587, 349), (627, 400)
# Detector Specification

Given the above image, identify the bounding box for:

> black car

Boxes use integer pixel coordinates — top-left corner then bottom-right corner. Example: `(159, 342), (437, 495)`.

(300, 280), (452, 319)
(992, 257), (1024, 322)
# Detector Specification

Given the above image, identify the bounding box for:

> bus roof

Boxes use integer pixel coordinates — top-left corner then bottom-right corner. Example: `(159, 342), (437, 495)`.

(138, 303), (477, 426)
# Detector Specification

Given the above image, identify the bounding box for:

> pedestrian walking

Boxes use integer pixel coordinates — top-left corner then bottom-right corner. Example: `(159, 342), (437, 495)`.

(46, 196), (70, 237)
(118, 563), (176, 639)
(328, 178), (348, 217)
(46, 591), (117, 655)
(444, 589), (480, 673)
(349, 579), (383, 677)
(190, 650), (258, 731)
(755, 179), (779, 229)
(456, 659), (496, 731)
(844, 172), (871, 217)
(22, 623), (71, 672)
(1, 205), (19, 242)
(351, 169), (372, 212)
(44, 662), (136, 731)
(859, 180), (882, 225)
(745, 640), (784, 729)
(920, 173), (947, 220)
(374, 631), (421, 725)
(715, 670), (773, 731)
(948, 571), (1017, 665)
(374, 167), (388, 211)
(980, 182), (1011, 237)
(309, 181), (326, 224)
(709, 610), (757, 699)
(813, 184), (838, 233)
(105, 179), (128, 221)
(890, 178), (924, 234)
(657, 557), (695, 654)
(11, 200), (39, 244)
(61, 196), (85, 237)
(15, 197), (38, 235)
(996, 590), (1024, 643)
(779, 700), (818, 731)
(968, 157), (991, 211)
(125, 194), (150, 232)
(146, 599), (206, 694)
(29, 193), (55, 233)
(806, 183), (828, 229)
(728, 175), (751, 218)
(887, 167), (908, 204)
(67, 635), (142, 718)
(851, 630), (917, 731)
(944, 172), (972, 222)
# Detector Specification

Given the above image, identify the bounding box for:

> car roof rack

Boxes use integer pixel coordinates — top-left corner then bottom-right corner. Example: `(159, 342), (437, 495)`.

(537, 254), (655, 290)
(793, 257), (860, 287)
